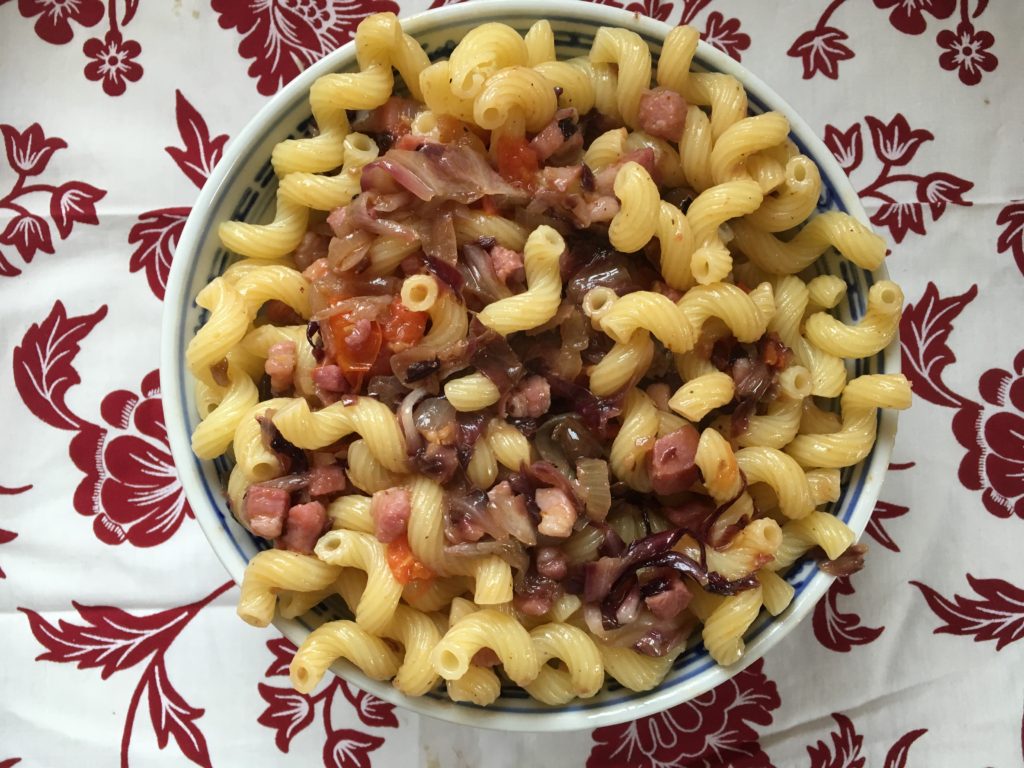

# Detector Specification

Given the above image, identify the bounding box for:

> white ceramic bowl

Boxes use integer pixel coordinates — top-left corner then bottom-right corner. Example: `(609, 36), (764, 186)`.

(162, 0), (899, 732)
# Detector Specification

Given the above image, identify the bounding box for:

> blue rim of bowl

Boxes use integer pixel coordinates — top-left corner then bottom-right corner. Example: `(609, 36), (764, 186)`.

(162, 0), (899, 732)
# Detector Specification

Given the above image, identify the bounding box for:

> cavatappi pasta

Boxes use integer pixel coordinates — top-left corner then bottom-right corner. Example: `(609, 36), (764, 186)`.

(190, 13), (911, 705)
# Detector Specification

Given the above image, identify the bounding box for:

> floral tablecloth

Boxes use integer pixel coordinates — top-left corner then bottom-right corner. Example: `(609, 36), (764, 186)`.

(2, 0), (1023, 765)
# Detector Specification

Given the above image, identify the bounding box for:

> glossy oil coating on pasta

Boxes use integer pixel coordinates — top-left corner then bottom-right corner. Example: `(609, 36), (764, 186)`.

(187, 13), (911, 707)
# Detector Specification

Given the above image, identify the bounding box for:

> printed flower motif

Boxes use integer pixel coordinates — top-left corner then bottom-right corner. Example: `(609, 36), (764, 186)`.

(996, 201), (1024, 278)
(824, 123), (864, 174)
(587, 659), (780, 767)
(865, 114), (934, 167)
(0, 123), (67, 176)
(701, 12), (750, 62)
(917, 171), (973, 217)
(213, 0), (400, 96)
(937, 20), (997, 86)
(873, 0), (956, 35)
(83, 29), (143, 96)
(0, 214), (54, 262)
(953, 350), (1024, 519)
(16, 0), (105, 45)
(787, 26), (854, 80)
(70, 370), (193, 546)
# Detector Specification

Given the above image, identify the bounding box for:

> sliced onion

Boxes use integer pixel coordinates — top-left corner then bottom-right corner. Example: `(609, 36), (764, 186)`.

(576, 458), (611, 522)
(414, 397), (458, 444)
(445, 540), (530, 574)
(251, 474), (310, 492)
(397, 387), (429, 455)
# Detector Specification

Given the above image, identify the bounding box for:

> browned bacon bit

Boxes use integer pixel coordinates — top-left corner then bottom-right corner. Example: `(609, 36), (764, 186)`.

(760, 332), (793, 370)
(505, 375), (552, 419)
(371, 487), (412, 544)
(264, 299), (306, 326)
(648, 425), (701, 496)
(514, 572), (563, 616)
(308, 464), (346, 497)
(278, 501), (328, 555)
(637, 87), (688, 141)
(535, 546), (568, 581)
(414, 443), (460, 484)
(244, 486), (290, 539)
(642, 574), (692, 620)
(816, 543), (868, 577)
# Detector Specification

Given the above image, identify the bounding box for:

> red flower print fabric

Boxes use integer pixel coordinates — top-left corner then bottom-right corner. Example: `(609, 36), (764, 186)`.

(13, 302), (192, 546)
(4, 2), (1024, 765)
(0, 123), (106, 276)
(587, 659), (780, 767)
(211, 0), (401, 96)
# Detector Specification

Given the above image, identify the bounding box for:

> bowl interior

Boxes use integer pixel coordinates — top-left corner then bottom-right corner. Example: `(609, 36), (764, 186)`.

(162, 0), (897, 732)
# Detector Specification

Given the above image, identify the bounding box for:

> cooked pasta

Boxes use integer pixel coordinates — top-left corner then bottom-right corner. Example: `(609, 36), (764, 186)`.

(192, 13), (910, 707)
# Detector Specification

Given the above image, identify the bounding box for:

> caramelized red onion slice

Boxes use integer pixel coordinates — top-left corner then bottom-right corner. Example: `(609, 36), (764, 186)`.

(445, 540), (529, 574)
(397, 387), (429, 455)
(575, 458), (612, 522)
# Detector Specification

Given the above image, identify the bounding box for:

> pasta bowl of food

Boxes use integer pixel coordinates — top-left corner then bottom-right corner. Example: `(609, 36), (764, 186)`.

(162, 0), (911, 731)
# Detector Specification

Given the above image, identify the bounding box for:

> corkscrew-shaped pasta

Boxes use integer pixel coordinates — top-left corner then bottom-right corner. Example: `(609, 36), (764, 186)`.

(272, 396), (410, 473)
(744, 155), (822, 231)
(677, 281), (774, 342)
(314, 530), (403, 635)
(431, 609), (541, 686)
(769, 275), (847, 398)
(589, 27), (651, 128)
(449, 22), (529, 99)
(686, 179), (764, 284)
(290, 620), (402, 693)
(731, 212), (886, 275)
(804, 280), (904, 359)
(477, 225), (565, 334)
(786, 374), (912, 468)
(523, 623), (604, 704)
(237, 551), (341, 628)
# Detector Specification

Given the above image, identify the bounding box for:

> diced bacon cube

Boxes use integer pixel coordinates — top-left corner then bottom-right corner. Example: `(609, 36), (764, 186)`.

(371, 487), (412, 544)
(648, 425), (700, 496)
(505, 375), (551, 419)
(308, 465), (347, 497)
(644, 577), (692, 620)
(638, 87), (688, 141)
(489, 245), (523, 284)
(265, 341), (297, 394)
(244, 485), (290, 539)
(278, 501), (328, 554)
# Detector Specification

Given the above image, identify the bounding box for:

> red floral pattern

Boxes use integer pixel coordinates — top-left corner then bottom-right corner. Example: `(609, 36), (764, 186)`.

(7, 0), (144, 95)
(211, 0), (401, 96)
(808, 713), (927, 768)
(0, 483), (31, 580)
(587, 659), (780, 767)
(953, 350), (1024, 519)
(996, 201), (1024, 278)
(83, 28), (143, 96)
(0, 123), (106, 277)
(128, 91), (228, 300)
(824, 115), (973, 243)
(21, 582), (233, 767)
(257, 639), (396, 767)
(814, 574), (885, 653)
(789, 0), (997, 85)
(13, 301), (192, 546)
(913, 575), (1024, 650)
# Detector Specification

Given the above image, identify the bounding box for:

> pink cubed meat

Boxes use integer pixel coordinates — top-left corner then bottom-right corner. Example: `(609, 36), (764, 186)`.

(648, 425), (700, 496)
(505, 375), (551, 419)
(278, 501), (328, 554)
(489, 245), (523, 283)
(371, 487), (412, 544)
(637, 87), (688, 141)
(265, 341), (297, 394)
(308, 464), (347, 497)
(245, 485), (291, 539)
(644, 577), (692, 620)
(535, 488), (577, 538)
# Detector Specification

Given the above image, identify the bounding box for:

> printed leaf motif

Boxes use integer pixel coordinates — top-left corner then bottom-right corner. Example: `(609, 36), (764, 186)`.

(787, 27), (854, 80)
(996, 201), (1024, 277)
(866, 500), (909, 553)
(870, 201), (926, 243)
(1, 123), (66, 176)
(824, 123), (864, 174)
(865, 114), (933, 167)
(0, 213), (54, 261)
(165, 92), (228, 189)
(0, 759), (22, 768)
(813, 576), (884, 653)
(49, 180), (106, 239)
(0, 527), (17, 579)
(20, 601), (192, 678)
(917, 171), (973, 217)
(701, 12), (750, 62)
(883, 729), (927, 768)
(341, 681), (399, 729)
(0, 249), (21, 277)
(900, 282), (978, 409)
(13, 301), (108, 431)
(807, 713), (865, 768)
(322, 729), (385, 768)
(265, 637), (298, 677)
(258, 684), (315, 752)
(912, 575), (1024, 650)
(128, 207), (190, 300)
(146, 658), (213, 768)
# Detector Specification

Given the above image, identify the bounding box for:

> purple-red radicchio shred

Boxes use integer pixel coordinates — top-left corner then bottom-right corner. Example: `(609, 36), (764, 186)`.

(257, 414), (308, 474)
(816, 543), (868, 577)
(424, 254), (465, 295)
